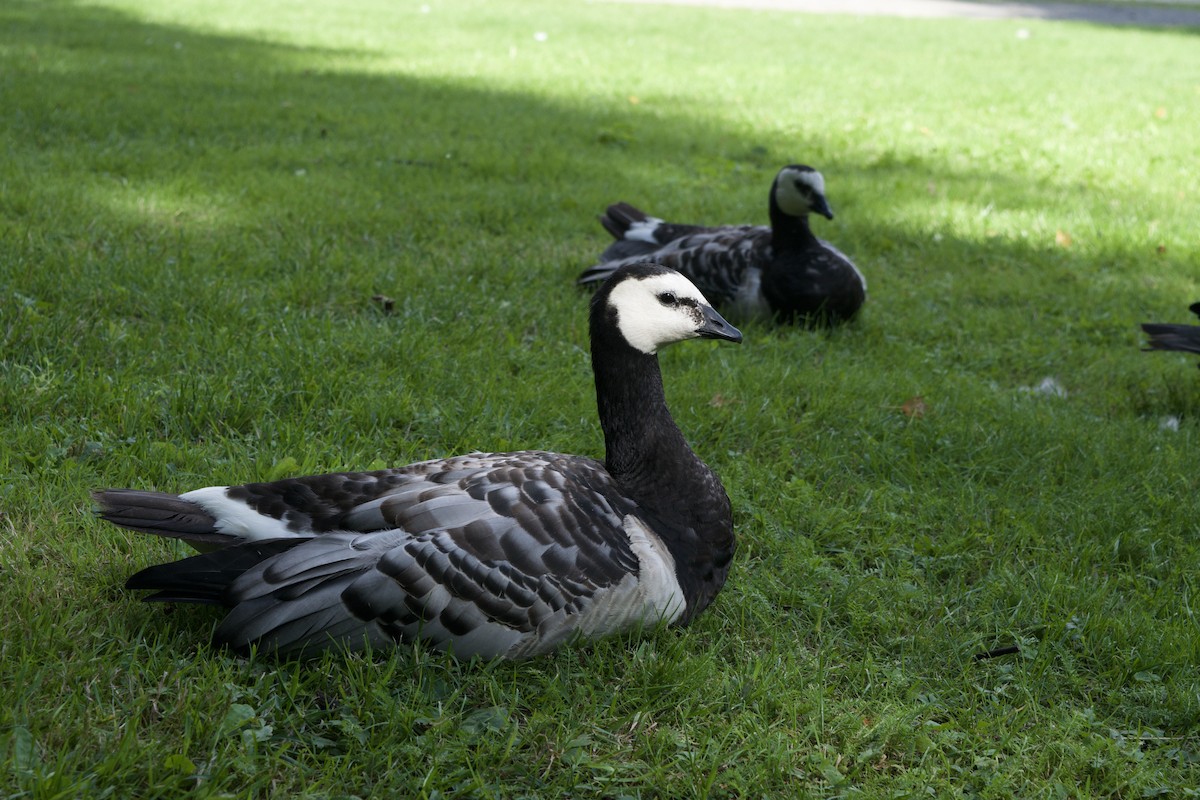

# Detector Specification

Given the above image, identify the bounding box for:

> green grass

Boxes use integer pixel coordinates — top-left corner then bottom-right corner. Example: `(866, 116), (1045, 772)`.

(3, 0), (1200, 796)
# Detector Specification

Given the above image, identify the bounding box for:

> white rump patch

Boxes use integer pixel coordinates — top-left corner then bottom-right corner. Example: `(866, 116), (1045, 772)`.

(181, 486), (301, 541)
(625, 217), (665, 244)
(607, 271), (710, 354)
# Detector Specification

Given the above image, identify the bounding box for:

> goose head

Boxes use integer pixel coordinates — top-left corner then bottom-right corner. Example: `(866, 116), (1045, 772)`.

(594, 263), (743, 355)
(772, 164), (834, 220)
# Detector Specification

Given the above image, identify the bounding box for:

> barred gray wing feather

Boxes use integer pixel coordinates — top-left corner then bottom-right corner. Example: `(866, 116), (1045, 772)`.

(583, 226), (770, 305)
(139, 452), (655, 658)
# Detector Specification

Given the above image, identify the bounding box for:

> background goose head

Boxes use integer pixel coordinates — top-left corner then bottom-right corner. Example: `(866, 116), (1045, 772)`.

(772, 164), (834, 220)
(593, 263), (743, 355)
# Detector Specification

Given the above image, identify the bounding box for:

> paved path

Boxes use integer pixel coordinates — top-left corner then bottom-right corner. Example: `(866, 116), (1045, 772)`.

(612, 0), (1200, 28)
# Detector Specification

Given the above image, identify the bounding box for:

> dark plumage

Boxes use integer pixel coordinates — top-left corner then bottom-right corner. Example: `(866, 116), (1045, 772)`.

(95, 264), (742, 660)
(1142, 302), (1200, 366)
(578, 164), (867, 325)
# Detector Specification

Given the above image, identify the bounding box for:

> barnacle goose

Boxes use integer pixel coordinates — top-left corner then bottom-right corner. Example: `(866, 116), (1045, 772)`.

(578, 164), (867, 325)
(95, 263), (742, 660)
(1142, 302), (1200, 366)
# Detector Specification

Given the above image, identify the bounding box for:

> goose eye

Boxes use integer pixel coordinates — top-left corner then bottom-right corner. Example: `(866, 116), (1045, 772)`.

(657, 291), (678, 306)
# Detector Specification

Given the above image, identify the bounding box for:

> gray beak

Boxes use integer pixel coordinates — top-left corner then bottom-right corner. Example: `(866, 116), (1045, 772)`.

(697, 305), (743, 344)
(811, 195), (834, 220)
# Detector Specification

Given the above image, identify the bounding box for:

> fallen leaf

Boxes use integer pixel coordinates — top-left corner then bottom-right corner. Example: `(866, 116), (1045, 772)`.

(628, 95), (640, 105)
(901, 396), (927, 419)
(709, 393), (739, 408)
(1055, 229), (1072, 248)
(1156, 244), (1167, 255)
(163, 754), (197, 776)
(1155, 106), (1168, 119)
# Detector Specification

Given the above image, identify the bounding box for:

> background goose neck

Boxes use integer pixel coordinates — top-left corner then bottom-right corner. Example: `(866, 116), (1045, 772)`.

(768, 200), (816, 249)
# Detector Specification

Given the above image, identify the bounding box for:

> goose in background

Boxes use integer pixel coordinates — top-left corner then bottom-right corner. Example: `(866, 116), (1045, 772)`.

(1142, 302), (1200, 366)
(95, 263), (742, 660)
(578, 164), (867, 325)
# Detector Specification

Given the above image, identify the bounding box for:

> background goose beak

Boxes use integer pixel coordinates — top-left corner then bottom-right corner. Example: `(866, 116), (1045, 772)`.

(812, 196), (834, 220)
(698, 305), (743, 344)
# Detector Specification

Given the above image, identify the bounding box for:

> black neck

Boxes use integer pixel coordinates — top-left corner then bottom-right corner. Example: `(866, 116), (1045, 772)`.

(588, 301), (736, 622)
(768, 194), (818, 250)
(590, 312), (693, 488)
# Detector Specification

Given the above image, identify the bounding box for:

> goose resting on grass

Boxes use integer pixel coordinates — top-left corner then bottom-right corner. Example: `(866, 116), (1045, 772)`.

(95, 263), (742, 659)
(1142, 302), (1200, 366)
(578, 164), (867, 325)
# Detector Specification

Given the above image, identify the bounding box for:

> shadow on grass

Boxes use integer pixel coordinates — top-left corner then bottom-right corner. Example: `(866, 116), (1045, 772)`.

(2, 0), (762, 250)
(1, 0), (1181, 249)
(949, 0), (1200, 31)
(2, 0), (1195, 408)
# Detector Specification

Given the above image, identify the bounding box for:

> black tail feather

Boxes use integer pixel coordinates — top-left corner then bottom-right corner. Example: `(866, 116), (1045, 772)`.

(93, 489), (231, 547)
(126, 539), (304, 605)
(1141, 322), (1200, 359)
(599, 201), (647, 240)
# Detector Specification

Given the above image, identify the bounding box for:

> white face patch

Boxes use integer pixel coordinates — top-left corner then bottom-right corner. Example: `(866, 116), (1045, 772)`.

(775, 167), (826, 217)
(607, 271), (711, 354)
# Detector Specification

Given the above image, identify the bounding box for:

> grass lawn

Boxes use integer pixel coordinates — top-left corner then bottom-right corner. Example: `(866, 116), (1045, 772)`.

(3, 0), (1200, 796)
